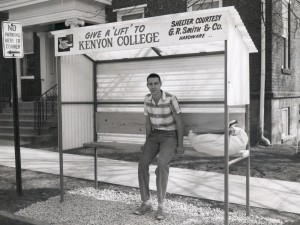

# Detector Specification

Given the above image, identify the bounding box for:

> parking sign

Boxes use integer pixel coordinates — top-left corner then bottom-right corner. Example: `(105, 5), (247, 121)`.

(2, 21), (24, 58)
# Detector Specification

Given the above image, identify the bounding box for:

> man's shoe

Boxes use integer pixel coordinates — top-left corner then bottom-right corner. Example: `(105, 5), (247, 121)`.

(133, 203), (152, 215)
(156, 207), (166, 220)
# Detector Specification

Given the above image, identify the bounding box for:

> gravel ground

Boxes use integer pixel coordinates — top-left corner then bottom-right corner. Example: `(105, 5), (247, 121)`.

(2, 142), (300, 224)
(16, 187), (286, 225)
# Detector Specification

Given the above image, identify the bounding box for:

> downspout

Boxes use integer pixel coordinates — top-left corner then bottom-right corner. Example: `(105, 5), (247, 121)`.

(260, 0), (271, 146)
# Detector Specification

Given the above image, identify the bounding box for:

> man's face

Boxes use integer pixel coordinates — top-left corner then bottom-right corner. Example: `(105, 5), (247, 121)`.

(147, 77), (161, 95)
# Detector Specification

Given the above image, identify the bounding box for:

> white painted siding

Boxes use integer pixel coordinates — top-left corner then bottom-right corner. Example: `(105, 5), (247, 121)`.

(60, 55), (94, 150)
(61, 55), (94, 102)
(227, 23), (250, 105)
(62, 105), (94, 150)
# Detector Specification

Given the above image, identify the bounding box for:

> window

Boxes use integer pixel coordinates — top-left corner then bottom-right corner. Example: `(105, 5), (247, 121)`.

(281, 0), (290, 71)
(281, 107), (290, 138)
(21, 32), (34, 78)
(113, 4), (147, 22)
(187, 0), (222, 11)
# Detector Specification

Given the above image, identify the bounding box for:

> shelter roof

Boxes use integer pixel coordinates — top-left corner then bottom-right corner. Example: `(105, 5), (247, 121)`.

(52, 6), (257, 61)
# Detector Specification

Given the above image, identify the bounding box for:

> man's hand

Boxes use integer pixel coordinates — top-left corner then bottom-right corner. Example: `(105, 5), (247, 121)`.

(176, 146), (185, 155)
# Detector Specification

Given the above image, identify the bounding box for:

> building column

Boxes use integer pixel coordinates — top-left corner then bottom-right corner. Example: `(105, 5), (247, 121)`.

(37, 32), (47, 94)
(65, 18), (85, 28)
(47, 34), (57, 88)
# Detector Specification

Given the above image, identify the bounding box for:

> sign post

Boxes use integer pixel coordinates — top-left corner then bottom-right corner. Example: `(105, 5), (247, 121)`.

(2, 21), (24, 196)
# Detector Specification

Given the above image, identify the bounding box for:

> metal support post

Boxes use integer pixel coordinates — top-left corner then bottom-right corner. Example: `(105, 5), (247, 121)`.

(12, 58), (22, 196)
(57, 57), (64, 202)
(94, 148), (98, 189)
(224, 40), (229, 225)
(246, 104), (250, 216)
(93, 60), (98, 189)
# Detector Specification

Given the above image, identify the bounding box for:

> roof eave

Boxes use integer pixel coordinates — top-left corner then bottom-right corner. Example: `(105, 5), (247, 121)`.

(0, 0), (50, 11)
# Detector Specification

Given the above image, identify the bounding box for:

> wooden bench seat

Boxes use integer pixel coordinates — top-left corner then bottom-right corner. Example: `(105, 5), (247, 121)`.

(83, 141), (249, 157)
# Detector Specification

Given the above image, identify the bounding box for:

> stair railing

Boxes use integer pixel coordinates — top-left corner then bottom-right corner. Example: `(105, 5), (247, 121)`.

(34, 84), (57, 135)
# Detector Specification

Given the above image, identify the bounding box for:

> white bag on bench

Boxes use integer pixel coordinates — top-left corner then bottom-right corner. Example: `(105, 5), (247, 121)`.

(188, 126), (248, 157)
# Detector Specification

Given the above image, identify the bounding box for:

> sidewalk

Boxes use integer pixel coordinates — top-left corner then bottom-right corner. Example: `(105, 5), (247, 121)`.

(0, 145), (300, 215)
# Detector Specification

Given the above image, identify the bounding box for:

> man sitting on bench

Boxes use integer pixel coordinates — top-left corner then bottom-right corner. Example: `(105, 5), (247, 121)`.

(133, 73), (184, 220)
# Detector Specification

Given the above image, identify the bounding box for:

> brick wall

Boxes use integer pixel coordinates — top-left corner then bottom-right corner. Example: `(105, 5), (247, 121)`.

(106, 0), (186, 23)
(111, 0), (147, 10)
(291, 1), (300, 96)
(266, 0), (300, 143)
(269, 0), (300, 98)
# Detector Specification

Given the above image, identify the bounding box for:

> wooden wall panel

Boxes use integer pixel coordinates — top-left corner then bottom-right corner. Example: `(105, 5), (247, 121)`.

(96, 112), (245, 145)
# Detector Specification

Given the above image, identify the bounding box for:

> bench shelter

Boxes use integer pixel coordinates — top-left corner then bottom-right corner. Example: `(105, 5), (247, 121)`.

(51, 6), (257, 225)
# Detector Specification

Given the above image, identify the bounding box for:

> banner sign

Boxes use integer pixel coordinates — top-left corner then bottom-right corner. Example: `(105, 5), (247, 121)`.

(53, 9), (229, 56)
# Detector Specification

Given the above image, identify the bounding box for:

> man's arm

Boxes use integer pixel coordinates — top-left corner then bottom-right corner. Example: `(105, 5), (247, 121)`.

(141, 115), (152, 151)
(174, 113), (185, 155)
(145, 115), (152, 141)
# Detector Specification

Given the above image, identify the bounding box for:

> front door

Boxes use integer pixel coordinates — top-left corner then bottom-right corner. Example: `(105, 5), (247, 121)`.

(21, 32), (41, 101)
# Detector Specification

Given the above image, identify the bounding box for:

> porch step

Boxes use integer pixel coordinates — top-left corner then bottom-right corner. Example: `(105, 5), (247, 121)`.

(16, 102), (34, 108)
(0, 126), (52, 135)
(0, 113), (35, 120)
(0, 119), (57, 128)
(3, 107), (35, 114)
(0, 119), (35, 127)
(0, 132), (55, 144)
(0, 101), (58, 147)
(3, 107), (57, 114)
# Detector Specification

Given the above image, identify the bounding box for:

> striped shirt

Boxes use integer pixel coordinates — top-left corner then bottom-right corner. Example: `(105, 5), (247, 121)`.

(144, 91), (182, 131)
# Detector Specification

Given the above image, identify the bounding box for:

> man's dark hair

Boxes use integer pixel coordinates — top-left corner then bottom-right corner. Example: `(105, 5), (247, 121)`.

(147, 73), (161, 83)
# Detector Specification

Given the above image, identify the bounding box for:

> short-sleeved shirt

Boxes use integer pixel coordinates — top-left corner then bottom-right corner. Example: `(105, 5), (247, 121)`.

(144, 90), (182, 131)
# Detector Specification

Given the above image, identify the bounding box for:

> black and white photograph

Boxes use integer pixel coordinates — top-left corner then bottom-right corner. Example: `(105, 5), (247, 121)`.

(0, 0), (300, 224)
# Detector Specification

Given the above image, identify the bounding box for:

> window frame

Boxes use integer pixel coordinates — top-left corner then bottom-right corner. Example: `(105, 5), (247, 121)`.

(21, 31), (34, 79)
(281, 0), (291, 73)
(113, 4), (147, 22)
(281, 107), (290, 139)
(187, 0), (223, 12)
